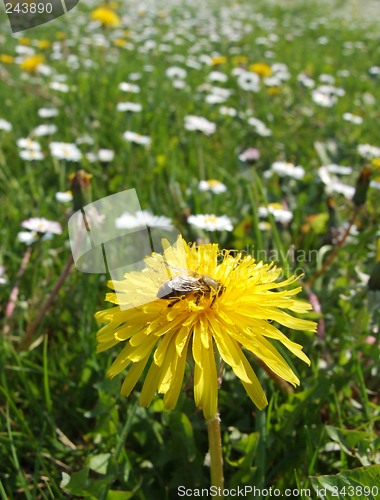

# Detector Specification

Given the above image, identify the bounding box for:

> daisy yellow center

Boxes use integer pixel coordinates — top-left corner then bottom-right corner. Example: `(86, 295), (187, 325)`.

(268, 202), (283, 210)
(204, 215), (218, 223)
(207, 180), (221, 187)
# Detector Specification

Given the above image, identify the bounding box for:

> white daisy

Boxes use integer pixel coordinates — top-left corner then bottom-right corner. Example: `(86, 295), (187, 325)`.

(270, 161), (305, 179)
(33, 124), (58, 136)
(49, 142), (82, 161)
(55, 191), (73, 203)
(0, 265), (6, 285)
(207, 71), (228, 82)
(118, 82), (140, 93)
(17, 231), (38, 245)
(357, 144), (380, 159)
(198, 179), (227, 194)
(38, 108), (59, 118)
(187, 214), (233, 232)
(49, 82), (70, 93)
(247, 117), (272, 137)
(21, 217), (62, 234)
(311, 90), (337, 107)
(19, 149), (44, 161)
(258, 204), (293, 224)
(205, 93), (227, 104)
(116, 102), (142, 112)
(166, 66), (187, 79)
(343, 113), (363, 125)
(238, 148), (261, 163)
(98, 149), (115, 162)
(297, 74), (315, 88)
(76, 135), (95, 145)
(0, 119), (12, 132)
(237, 71), (260, 92)
(115, 210), (172, 229)
(123, 131), (151, 145)
(325, 164), (352, 175)
(184, 116), (216, 135)
(173, 79), (186, 89)
(219, 106), (237, 117)
(17, 138), (41, 150)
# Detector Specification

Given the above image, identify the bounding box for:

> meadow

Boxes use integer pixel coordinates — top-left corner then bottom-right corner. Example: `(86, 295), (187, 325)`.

(0, 0), (380, 498)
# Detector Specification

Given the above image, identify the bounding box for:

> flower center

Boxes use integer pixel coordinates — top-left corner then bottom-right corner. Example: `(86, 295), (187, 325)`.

(204, 216), (217, 223)
(207, 179), (220, 187)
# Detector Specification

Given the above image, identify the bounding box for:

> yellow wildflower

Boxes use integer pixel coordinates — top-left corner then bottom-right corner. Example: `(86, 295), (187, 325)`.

(232, 55), (248, 65)
(38, 40), (51, 50)
(95, 236), (316, 419)
(19, 54), (44, 72)
(114, 38), (127, 47)
(91, 7), (121, 27)
(267, 87), (281, 95)
(212, 56), (228, 66)
(19, 37), (31, 45)
(249, 63), (272, 77)
(0, 54), (14, 64)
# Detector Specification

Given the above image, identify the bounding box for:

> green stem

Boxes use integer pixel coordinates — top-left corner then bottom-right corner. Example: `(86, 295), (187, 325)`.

(252, 171), (292, 276)
(246, 182), (263, 258)
(197, 133), (205, 181)
(206, 413), (224, 496)
(255, 370), (267, 500)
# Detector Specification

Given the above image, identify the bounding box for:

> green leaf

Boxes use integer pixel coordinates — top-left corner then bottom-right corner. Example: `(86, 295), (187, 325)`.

(310, 464), (380, 500)
(89, 453), (111, 475)
(169, 412), (196, 462)
(107, 491), (136, 500)
(60, 467), (109, 497)
(309, 213), (329, 234)
(326, 426), (372, 463)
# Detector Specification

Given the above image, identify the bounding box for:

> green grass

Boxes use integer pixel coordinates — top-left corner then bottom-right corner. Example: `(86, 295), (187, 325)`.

(0, 0), (380, 498)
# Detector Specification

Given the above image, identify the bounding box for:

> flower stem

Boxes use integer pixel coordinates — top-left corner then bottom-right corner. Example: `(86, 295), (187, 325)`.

(307, 206), (359, 286)
(17, 252), (74, 351)
(197, 133), (205, 180)
(2, 246), (32, 336)
(206, 413), (224, 496)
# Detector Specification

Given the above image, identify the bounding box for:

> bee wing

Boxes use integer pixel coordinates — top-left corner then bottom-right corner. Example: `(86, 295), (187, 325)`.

(169, 275), (203, 291)
(165, 265), (201, 278)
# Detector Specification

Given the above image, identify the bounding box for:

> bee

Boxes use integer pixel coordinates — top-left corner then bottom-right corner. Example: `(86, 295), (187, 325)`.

(157, 266), (224, 307)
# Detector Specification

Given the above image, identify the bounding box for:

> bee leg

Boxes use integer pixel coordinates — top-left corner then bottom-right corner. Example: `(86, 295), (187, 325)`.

(211, 287), (224, 308)
(168, 299), (180, 308)
(195, 295), (201, 306)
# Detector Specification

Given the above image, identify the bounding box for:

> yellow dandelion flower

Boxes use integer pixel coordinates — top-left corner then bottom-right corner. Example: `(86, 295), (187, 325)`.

(114, 38), (127, 47)
(91, 7), (121, 27)
(19, 54), (44, 72)
(212, 56), (228, 66)
(19, 37), (32, 45)
(232, 55), (248, 65)
(95, 237), (316, 420)
(267, 86), (281, 95)
(371, 158), (380, 170)
(249, 63), (272, 77)
(55, 31), (66, 39)
(0, 54), (14, 64)
(38, 40), (51, 50)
